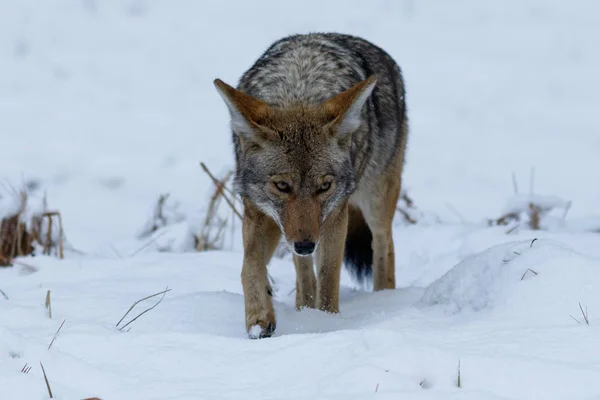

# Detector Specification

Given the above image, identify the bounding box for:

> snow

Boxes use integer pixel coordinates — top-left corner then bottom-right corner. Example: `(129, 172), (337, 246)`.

(2, 0), (600, 399)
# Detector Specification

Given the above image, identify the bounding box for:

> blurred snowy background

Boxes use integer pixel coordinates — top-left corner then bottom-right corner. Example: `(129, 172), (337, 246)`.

(2, 1), (600, 399)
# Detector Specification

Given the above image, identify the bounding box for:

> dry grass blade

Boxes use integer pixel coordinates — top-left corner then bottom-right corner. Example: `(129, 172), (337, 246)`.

(44, 212), (53, 255)
(396, 192), (419, 224)
(109, 244), (123, 259)
(45, 290), (52, 319)
(200, 162), (242, 220)
(116, 287), (171, 331)
(505, 224), (520, 234)
(520, 268), (539, 281)
(199, 162), (239, 201)
(196, 164), (238, 252)
(40, 362), (54, 398)
(446, 203), (466, 224)
(0, 191), (33, 266)
(1, 190), (66, 266)
(37, 211), (65, 259)
(457, 358), (461, 388)
(21, 363), (32, 374)
(562, 201), (572, 220)
(512, 172), (519, 194)
(579, 302), (589, 325)
(490, 212), (520, 227)
(129, 229), (169, 257)
(396, 207), (416, 225)
(570, 302), (590, 325)
(0, 287), (8, 300)
(528, 203), (540, 230)
(48, 319), (66, 350)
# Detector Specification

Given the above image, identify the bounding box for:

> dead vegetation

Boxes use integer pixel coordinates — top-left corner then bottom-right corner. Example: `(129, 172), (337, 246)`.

(144, 162), (290, 258)
(195, 163), (238, 251)
(116, 287), (171, 332)
(570, 302), (590, 325)
(143, 164), (422, 257)
(488, 172), (571, 234)
(396, 192), (420, 225)
(0, 190), (65, 266)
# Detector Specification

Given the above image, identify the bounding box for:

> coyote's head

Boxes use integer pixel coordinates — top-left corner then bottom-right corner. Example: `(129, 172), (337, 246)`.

(214, 76), (376, 256)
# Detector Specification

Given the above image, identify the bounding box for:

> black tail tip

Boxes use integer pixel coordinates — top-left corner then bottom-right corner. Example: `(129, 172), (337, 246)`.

(343, 221), (373, 286)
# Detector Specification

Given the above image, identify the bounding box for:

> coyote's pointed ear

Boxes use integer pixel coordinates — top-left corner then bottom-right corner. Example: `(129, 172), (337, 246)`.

(214, 79), (272, 138)
(323, 75), (377, 136)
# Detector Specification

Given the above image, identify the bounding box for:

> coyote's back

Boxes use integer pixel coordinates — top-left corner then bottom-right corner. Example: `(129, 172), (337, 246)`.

(214, 33), (408, 338)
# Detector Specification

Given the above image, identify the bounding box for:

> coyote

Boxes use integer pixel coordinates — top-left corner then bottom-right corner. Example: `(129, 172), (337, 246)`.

(214, 33), (408, 339)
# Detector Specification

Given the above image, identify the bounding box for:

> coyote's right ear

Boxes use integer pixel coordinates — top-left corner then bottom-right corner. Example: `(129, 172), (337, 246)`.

(214, 79), (272, 138)
(323, 75), (377, 137)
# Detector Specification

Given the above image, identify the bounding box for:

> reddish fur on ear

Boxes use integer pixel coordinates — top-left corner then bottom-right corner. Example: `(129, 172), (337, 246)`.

(322, 75), (377, 133)
(214, 79), (273, 129)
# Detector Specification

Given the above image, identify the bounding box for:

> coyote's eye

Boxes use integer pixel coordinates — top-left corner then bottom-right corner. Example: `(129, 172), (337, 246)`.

(317, 181), (332, 194)
(274, 181), (292, 193)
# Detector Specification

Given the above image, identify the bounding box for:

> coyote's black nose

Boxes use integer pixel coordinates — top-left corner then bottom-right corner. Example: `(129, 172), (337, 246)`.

(294, 240), (315, 255)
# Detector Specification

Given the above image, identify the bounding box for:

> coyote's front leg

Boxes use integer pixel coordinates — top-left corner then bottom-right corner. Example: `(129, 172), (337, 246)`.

(315, 204), (348, 313)
(241, 202), (281, 339)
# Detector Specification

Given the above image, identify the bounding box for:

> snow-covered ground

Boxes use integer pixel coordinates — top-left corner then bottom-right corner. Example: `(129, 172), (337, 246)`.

(2, 1), (600, 399)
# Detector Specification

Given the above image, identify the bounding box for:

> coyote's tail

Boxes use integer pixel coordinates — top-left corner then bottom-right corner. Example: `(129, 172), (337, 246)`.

(343, 206), (373, 285)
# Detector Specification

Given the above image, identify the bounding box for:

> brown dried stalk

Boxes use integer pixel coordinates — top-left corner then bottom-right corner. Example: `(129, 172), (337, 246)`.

(528, 203), (540, 230)
(396, 192), (418, 224)
(196, 163), (242, 251)
(0, 191), (33, 266)
(45, 290), (52, 319)
(199, 162), (242, 220)
(48, 319), (66, 350)
(116, 287), (171, 331)
(40, 362), (54, 398)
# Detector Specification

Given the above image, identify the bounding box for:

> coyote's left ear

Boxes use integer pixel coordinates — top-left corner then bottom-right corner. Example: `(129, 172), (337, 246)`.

(323, 75), (377, 136)
(213, 79), (272, 138)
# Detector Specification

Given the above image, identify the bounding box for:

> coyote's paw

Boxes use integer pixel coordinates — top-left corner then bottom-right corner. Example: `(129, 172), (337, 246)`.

(246, 310), (276, 339)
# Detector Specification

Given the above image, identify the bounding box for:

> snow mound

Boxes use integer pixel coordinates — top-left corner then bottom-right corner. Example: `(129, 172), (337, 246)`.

(421, 238), (578, 313)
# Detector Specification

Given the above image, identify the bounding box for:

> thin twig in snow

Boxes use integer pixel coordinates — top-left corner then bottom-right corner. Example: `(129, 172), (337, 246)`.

(45, 290), (52, 319)
(396, 207), (417, 225)
(116, 287), (172, 327)
(579, 302), (589, 325)
(199, 162), (239, 202)
(562, 201), (572, 220)
(48, 319), (66, 350)
(199, 162), (243, 220)
(505, 223), (520, 235)
(129, 230), (169, 257)
(116, 287), (171, 331)
(520, 269), (539, 281)
(445, 203), (466, 224)
(40, 362), (54, 398)
(570, 302), (590, 325)
(109, 244), (123, 259)
(0, 287), (8, 300)
(512, 172), (519, 194)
